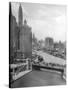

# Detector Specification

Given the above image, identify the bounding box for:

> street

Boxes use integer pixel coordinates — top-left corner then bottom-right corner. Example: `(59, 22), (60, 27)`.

(11, 70), (66, 88)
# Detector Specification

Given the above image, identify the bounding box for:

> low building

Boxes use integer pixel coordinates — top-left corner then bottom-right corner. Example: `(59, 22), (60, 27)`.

(58, 41), (66, 55)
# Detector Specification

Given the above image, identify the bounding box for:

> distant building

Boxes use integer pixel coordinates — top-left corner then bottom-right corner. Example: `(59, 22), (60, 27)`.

(32, 34), (37, 44)
(38, 40), (45, 49)
(63, 41), (66, 48)
(45, 37), (54, 50)
(58, 41), (65, 54)
(54, 41), (66, 54)
(54, 42), (59, 51)
(32, 34), (38, 50)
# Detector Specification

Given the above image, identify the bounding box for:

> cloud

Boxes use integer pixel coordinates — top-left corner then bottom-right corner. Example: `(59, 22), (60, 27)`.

(11, 2), (66, 42)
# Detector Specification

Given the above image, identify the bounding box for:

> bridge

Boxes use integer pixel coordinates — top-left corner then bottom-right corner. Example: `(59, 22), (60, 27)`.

(10, 50), (66, 88)
(11, 69), (66, 88)
(32, 64), (64, 73)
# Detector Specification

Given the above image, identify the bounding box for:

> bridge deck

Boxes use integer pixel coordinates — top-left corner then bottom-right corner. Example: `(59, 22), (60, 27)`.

(11, 70), (66, 88)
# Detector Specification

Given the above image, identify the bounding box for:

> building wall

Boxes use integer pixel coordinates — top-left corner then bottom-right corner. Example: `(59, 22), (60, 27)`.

(17, 4), (32, 58)
(45, 37), (54, 50)
(19, 25), (32, 58)
(9, 3), (18, 59)
(10, 3), (32, 60)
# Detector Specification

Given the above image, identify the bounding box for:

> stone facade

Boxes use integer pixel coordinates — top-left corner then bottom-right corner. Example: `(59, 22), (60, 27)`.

(9, 3), (32, 61)
(18, 4), (32, 58)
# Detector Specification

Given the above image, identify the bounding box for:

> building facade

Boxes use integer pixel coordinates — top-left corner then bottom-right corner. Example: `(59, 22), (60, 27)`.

(17, 4), (32, 59)
(45, 37), (54, 50)
(9, 2), (18, 63)
(9, 3), (32, 61)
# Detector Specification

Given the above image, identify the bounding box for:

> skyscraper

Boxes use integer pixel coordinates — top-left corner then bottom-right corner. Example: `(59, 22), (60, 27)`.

(18, 4), (23, 27)
(17, 4), (32, 58)
(45, 37), (54, 50)
(9, 2), (18, 61)
(9, 3), (32, 59)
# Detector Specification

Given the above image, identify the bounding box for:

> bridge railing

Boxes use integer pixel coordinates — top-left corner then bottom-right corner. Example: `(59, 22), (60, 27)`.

(10, 58), (32, 82)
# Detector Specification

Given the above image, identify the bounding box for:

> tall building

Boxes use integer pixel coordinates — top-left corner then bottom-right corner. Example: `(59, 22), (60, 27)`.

(18, 4), (23, 26)
(9, 2), (18, 62)
(9, 3), (32, 84)
(17, 4), (32, 59)
(32, 34), (38, 50)
(45, 37), (54, 50)
(9, 3), (32, 60)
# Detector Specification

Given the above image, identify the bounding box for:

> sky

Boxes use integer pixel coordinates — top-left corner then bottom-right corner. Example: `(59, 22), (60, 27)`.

(11, 2), (66, 42)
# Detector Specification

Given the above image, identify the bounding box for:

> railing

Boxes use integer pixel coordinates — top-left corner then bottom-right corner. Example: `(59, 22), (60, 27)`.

(32, 64), (64, 72)
(10, 58), (32, 82)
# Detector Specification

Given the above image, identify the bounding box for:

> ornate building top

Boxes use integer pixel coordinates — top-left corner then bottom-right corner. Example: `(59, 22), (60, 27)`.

(18, 4), (23, 27)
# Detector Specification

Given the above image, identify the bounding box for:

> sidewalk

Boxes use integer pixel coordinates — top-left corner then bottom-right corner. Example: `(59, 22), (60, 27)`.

(11, 70), (66, 88)
(13, 70), (32, 80)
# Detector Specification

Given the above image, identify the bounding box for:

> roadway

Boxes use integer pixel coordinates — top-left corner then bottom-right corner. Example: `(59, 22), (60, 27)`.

(11, 70), (66, 88)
